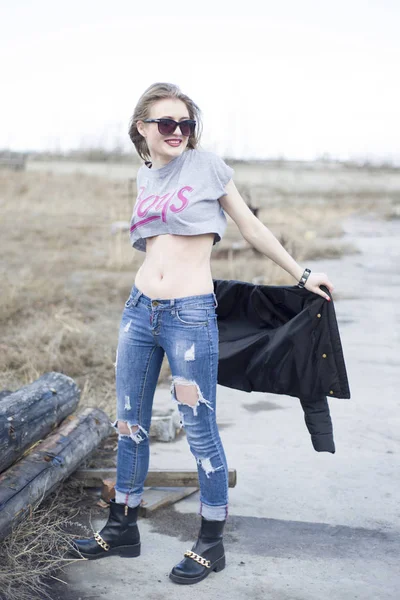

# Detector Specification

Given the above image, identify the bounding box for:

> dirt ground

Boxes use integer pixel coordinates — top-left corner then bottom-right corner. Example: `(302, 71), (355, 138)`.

(1, 157), (400, 599)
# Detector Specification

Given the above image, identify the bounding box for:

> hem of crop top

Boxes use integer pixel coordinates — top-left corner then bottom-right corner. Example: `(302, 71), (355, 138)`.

(131, 230), (222, 252)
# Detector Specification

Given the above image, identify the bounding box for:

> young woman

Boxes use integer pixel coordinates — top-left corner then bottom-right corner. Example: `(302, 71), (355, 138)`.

(71, 82), (334, 584)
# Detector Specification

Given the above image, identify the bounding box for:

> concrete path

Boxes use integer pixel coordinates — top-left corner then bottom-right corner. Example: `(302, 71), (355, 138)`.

(52, 211), (400, 600)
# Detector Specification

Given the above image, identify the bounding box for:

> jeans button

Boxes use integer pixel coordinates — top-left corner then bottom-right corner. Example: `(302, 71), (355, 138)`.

(152, 300), (159, 306)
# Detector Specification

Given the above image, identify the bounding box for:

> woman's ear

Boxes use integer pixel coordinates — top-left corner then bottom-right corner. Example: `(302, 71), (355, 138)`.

(136, 120), (146, 138)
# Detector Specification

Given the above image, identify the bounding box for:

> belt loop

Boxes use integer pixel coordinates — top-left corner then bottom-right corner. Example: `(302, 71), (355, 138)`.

(131, 290), (142, 306)
(170, 298), (175, 314)
(213, 292), (218, 309)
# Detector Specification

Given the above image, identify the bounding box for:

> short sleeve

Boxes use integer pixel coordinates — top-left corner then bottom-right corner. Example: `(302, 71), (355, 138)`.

(208, 152), (234, 197)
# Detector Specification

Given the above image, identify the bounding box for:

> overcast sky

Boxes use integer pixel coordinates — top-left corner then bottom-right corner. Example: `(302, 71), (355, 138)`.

(1, 0), (399, 161)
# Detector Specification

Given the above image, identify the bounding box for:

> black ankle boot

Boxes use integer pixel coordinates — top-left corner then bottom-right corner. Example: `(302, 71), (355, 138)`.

(69, 499), (141, 560)
(169, 516), (226, 584)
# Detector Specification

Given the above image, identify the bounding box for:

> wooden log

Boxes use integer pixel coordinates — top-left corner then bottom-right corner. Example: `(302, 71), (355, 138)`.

(0, 407), (111, 541)
(72, 467), (237, 489)
(0, 371), (80, 474)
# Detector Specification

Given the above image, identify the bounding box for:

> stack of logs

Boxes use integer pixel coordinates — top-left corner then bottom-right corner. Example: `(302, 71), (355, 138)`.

(0, 372), (111, 540)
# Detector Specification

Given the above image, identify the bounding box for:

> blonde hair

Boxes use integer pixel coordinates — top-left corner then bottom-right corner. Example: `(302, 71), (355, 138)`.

(128, 82), (203, 162)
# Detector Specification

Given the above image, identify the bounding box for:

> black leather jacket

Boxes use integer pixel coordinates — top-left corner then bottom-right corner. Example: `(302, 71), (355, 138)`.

(213, 279), (351, 454)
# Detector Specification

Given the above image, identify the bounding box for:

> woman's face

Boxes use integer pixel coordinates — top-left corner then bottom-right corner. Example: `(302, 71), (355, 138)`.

(137, 97), (191, 164)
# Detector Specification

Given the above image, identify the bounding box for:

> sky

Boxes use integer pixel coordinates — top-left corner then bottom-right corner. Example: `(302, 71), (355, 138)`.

(1, 0), (399, 161)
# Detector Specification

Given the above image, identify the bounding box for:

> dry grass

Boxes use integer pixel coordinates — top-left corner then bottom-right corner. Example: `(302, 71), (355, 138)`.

(0, 479), (94, 600)
(1, 160), (399, 597)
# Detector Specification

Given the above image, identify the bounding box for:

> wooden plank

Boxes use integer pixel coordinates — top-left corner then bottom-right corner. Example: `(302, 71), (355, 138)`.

(72, 467), (237, 488)
(138, 486), (199, 517)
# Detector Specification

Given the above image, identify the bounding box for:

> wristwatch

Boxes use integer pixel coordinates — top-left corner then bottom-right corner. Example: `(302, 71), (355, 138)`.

(297, 268), (311, 288)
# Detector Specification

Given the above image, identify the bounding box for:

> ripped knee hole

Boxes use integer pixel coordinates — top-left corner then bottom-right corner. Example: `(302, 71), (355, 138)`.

(117, 421), (139, 435)
(173, 383), (199, 407)
(170, 376), (214, 416)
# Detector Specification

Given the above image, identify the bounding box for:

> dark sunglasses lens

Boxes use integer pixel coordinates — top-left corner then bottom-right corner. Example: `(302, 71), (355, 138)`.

(158, 119), (177, 135)
(179, 120), (196, 136)
(157, 119), (196, 136)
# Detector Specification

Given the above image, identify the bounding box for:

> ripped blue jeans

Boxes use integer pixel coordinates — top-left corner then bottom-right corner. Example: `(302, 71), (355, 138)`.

(111, 284), (229, 521)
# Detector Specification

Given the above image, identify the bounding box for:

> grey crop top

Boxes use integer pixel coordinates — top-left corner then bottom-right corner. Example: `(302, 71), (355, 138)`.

(129, 148), (234, 252)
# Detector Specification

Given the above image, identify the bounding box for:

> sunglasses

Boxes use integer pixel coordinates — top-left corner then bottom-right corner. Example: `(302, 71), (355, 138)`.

(142, 118), (196, 137)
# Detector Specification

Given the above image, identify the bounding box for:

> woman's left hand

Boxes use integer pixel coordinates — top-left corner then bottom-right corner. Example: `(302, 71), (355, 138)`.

(304, 272), (334, 301)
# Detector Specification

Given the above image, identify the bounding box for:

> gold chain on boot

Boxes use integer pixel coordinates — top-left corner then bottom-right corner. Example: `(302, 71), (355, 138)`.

(184, 550), (211, 568)
(94, 531), (110, 551)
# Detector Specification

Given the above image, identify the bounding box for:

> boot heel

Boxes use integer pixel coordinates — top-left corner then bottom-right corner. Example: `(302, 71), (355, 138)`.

(213, 554), (226, 572)
(117, 542), (141, 558)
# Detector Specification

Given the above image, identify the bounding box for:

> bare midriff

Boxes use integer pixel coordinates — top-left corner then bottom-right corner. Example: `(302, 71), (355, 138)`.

(134, 233), (216, 299)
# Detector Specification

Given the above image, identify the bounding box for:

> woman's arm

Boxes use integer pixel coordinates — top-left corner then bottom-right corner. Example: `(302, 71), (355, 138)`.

(219, 179), (334, 300)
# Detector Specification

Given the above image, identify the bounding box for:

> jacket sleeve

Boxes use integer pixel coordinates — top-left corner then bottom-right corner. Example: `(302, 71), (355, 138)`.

(298, 395), (336, 453)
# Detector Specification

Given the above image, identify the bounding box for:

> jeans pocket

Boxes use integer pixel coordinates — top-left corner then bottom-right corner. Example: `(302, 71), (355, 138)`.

(175, 307), (209, 326)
